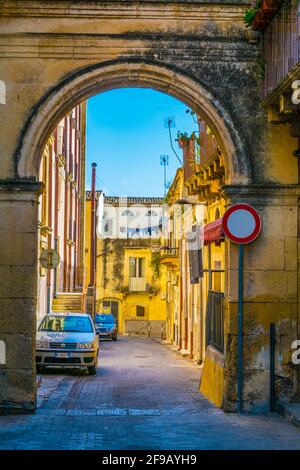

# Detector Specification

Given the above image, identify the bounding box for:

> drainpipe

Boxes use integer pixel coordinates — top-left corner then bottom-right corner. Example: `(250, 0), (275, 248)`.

(90, 162), (97, 287)
(54, 129), (59, 299)
(47, 140), (53, 312)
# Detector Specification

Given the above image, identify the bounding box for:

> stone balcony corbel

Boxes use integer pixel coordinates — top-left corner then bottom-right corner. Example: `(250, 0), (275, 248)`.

(57, 154), (66, 168)
(39, 222), (53, 237)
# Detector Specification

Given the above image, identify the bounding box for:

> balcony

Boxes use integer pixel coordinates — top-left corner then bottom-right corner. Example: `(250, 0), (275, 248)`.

(262, 0), (300, 99)
(122, 276), (153, 293)
(160, 247), (180, 269)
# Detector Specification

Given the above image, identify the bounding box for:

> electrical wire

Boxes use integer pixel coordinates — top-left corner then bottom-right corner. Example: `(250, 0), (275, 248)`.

(95, 175), (119, 197)
(168, 121), (183, 166)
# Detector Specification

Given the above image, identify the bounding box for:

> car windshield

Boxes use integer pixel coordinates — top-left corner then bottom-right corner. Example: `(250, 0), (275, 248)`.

(95, 314), (115, 324)
(39, 315), (93, 333)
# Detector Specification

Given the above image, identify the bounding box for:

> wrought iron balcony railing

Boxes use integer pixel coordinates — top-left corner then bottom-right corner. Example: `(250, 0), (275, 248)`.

(262, 0), (300, 98)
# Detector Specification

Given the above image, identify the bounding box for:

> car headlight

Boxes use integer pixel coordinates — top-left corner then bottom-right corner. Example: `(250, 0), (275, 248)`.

(36, 340), (49, 349)
(77, 342), (95, 349)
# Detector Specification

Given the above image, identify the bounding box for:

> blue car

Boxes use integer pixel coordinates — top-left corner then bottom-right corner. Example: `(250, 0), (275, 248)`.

(95, 313), (118, 341)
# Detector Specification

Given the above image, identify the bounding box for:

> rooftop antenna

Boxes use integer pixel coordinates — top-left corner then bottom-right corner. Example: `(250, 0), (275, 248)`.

(160, 155), (169, 196)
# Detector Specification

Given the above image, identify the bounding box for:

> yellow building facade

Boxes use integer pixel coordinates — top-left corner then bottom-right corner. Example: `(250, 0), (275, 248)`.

(97, 241), (167, 336)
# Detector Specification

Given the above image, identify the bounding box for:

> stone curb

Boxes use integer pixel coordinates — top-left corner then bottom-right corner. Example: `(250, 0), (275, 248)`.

(277, 402), (300, 429)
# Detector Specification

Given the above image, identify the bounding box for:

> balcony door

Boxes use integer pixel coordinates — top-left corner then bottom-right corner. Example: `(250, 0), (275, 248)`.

(129, 257), (146, 291)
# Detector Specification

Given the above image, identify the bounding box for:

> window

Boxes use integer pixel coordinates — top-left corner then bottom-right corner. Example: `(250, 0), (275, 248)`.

(146, 210), (158, 216)
(129, 257), (145, 278)
(136, 306), (145, 317)
(215, 208), (220, 220)
(122, 209), (134, 217)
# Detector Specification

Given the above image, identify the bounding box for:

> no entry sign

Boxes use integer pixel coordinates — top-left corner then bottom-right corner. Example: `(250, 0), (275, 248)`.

(222, 203), (262, 245)
(222, 203), (262, 413)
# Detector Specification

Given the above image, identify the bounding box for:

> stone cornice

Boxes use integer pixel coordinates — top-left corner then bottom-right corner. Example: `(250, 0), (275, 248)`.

(0, 1), (249, 20)
(0, 179), (44, 193)
(0, 33), (258, 60)
(222, 184), (300, 205)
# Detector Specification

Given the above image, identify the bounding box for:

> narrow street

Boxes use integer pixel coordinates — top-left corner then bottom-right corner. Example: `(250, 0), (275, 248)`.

(1, 337), (300, 450)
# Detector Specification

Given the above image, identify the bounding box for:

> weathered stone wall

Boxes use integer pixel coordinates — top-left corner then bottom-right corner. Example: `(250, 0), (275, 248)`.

(0, 181), (41, 412)
(223, 185), (300, 412)
(125, 320), (166, 338)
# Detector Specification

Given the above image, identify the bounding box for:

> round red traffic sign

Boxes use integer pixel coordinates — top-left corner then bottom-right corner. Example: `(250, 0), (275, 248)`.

(222, 204), (262, 244)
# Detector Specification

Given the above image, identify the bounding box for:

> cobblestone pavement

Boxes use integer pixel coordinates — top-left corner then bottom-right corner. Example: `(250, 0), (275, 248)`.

(1, 337), (300, 450)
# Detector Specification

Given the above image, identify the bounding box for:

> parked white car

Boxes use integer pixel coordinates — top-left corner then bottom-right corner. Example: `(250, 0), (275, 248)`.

(36, 313), (99, 375)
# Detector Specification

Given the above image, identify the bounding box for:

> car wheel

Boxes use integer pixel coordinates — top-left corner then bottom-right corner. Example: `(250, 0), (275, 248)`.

(112, 335), (118, 341)
(88, 365), (97, 375)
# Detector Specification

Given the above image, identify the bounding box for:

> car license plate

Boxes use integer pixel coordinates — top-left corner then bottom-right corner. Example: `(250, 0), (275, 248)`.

(55, 352), (71, 358)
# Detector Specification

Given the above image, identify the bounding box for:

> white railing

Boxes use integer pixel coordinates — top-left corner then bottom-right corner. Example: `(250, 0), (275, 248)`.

(129, 277), (147, 292)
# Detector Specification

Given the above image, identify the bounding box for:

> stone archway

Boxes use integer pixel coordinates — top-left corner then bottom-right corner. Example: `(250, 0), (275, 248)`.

(1, 59), (254, 413)
(15, 61), (252, 185)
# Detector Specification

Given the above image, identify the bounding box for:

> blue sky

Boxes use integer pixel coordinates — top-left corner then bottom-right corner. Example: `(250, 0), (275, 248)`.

(86, 88), (196, 197)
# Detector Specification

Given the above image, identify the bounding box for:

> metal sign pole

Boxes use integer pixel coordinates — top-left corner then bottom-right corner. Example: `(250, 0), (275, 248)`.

(237, 243), (244, 413)
(222, 203), (262, 414)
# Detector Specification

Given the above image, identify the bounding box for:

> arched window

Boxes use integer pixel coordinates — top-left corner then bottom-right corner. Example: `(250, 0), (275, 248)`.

(146, 210), (158, 217)
(121, 209), (134, 217)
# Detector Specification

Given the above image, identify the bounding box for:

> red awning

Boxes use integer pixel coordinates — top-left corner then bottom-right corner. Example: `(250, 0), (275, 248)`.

(204, 217), (224, 246)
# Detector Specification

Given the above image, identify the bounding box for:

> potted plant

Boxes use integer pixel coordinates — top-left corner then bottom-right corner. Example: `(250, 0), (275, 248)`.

(244, 0), (262, 42)
(245, 28), (262, 43)
(176, 131), (189, 148)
